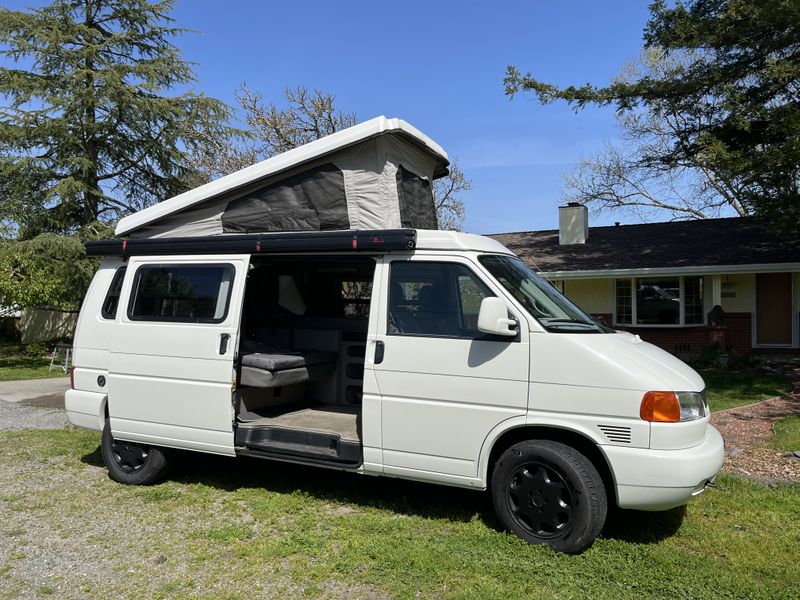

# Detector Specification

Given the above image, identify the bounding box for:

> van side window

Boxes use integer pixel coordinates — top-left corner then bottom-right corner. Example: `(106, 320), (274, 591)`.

(388, 262), (493, 338)
(129, 264), (234, 323)
(101, 267), (127, 320)
(341, 280), (372, 318)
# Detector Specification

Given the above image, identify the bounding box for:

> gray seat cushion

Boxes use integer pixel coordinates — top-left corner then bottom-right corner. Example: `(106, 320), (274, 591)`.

(240, 340), (336, 373)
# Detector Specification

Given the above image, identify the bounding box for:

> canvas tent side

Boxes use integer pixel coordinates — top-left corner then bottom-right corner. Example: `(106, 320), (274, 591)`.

(115, 116), (450, 239)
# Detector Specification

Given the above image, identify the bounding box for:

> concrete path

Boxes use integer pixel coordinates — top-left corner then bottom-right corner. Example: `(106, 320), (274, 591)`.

(0, 377), (70, 431)
(0, 377), (69, 405)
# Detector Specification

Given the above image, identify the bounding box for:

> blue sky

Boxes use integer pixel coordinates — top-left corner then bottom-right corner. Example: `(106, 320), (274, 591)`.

(5, 0), (655, 233)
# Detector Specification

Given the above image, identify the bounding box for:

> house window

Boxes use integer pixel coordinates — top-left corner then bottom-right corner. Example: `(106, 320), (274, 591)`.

(615, 276), (704, 326)
(684, 276), (704, 325)
(615, 280), (632, 324)
(637, 278), (680, 324)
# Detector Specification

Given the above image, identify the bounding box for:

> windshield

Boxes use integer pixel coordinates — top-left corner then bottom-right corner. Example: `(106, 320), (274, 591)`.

(479, 255), (610, 333)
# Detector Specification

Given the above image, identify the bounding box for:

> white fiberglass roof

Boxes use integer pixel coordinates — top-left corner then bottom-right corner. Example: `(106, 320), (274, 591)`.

(415, 230), (514, 255)
(116, 116), (450, 237)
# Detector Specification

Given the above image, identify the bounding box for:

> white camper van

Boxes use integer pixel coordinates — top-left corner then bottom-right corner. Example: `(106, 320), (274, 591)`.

(66, 117), (723, 554)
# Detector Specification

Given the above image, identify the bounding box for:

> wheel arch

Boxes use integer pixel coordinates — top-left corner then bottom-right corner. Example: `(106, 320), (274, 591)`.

(479, 421), (618, 508)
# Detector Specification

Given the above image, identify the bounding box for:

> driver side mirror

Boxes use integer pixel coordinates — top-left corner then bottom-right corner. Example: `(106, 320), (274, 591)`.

(477, 297), (517, 337)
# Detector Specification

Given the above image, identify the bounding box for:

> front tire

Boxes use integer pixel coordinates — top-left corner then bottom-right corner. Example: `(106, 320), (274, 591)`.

(491, 440), (607, 554)
(101, 419), (172, 485)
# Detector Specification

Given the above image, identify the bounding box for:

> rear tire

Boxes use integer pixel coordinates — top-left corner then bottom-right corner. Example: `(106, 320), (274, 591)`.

(491, 439), (607, 554)
(101, 419), (172, 485)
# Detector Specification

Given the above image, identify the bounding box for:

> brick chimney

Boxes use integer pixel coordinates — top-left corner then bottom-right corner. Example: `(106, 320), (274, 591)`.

(558, 203), (588, 245)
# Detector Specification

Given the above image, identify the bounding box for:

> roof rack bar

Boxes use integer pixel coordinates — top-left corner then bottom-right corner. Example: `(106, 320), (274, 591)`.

(85, 229), (417, 257)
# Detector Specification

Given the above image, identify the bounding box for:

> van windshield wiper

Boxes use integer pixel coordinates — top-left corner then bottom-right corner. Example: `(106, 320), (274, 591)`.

(539, 318), (601, 330)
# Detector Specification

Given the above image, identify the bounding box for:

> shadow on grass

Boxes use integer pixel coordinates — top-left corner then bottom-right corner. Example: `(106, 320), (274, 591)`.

(602, 504), (686, 543)
(80, 445), (104, 467)
(80, 444), (688, 545)
(190, 450), (496, 527)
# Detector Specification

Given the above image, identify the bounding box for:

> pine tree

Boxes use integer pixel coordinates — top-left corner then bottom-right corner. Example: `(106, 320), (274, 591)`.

(505, 0), (800, 230)
(0, 0), (234, 238)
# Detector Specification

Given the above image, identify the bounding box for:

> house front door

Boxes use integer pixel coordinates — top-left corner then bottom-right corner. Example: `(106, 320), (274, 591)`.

(755, 273), (793, 346)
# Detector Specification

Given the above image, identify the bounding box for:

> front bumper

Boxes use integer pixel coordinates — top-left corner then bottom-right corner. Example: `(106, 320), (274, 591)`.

(603, 425), (724, 511)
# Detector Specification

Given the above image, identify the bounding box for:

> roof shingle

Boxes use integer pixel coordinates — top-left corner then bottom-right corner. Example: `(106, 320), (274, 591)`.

(488, 217), (800, 273)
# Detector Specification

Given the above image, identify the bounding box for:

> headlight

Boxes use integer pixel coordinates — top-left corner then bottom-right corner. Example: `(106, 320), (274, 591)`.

(640, 390), (708, 422)
(676, 391), (707, 421)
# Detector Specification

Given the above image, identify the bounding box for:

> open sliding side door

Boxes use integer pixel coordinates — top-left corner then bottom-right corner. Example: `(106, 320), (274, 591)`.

(108, 254), (250, 456)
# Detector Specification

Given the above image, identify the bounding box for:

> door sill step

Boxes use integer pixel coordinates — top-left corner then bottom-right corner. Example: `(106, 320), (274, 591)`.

(235, 425), (362, 465)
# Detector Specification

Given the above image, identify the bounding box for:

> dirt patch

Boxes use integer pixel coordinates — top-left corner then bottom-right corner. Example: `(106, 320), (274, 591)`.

(0, 399), (68, 431)
(711, 361), (800, 483)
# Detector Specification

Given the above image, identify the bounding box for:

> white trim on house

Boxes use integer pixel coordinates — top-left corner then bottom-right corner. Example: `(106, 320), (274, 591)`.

(540, 262), (800, 280)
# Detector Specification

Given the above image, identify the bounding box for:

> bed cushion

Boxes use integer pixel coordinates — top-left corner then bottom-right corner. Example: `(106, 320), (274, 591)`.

(241, 350), (334, 372)
(240, 363), (335, 388)
(240, 339), (336, 373)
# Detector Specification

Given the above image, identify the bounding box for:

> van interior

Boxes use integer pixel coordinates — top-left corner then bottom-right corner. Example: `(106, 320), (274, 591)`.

(233, 256), (375, 465)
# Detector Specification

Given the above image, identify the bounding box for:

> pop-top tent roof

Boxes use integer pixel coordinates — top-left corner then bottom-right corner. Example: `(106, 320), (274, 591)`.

(116, 116), (450, 239)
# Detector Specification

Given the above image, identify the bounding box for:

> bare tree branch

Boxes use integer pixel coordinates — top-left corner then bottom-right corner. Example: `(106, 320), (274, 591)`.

(565, 49), (750, 221)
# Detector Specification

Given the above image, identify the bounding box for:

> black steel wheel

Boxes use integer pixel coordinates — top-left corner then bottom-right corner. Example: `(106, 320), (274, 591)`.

(491, 440), (606, 554)
(110, 439), (150, 473)
(507, 461), (574, 539)
(101, 419), (172, 485)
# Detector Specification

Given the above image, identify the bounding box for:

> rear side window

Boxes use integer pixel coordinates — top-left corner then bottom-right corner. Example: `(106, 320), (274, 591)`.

(101, 267), (127, 320)
(129, 264), (234, 323)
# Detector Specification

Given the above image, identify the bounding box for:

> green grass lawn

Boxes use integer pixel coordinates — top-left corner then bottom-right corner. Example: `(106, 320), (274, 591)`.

(771, 416), (800, 452)
(0, 344), (69, 382)
(0, 428), (799, 599)
(699, 368), (792, 412)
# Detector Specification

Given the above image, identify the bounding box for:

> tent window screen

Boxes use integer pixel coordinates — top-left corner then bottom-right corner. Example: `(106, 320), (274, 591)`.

(222, 163), (348, 232)
(396, 165), (437, 229)
(129, 264), (234, 323)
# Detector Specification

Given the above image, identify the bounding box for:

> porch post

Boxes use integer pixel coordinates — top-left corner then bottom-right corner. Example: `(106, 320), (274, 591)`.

(708, 274), (727, 351)
(711, 274), (722, 307)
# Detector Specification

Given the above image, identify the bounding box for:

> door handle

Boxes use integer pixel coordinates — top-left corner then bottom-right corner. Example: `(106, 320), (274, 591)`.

(219, 333), (230, 355)
(374, 340), (385, 364)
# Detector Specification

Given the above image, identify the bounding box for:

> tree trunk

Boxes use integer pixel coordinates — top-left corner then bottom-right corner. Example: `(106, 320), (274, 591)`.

(82, 0), (99, 224)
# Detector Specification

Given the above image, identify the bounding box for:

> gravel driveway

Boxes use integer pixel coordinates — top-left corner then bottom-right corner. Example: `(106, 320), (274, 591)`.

(0, 378), (70, 431)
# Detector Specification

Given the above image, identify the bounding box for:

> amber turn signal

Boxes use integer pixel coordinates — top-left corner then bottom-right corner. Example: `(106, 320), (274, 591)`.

(640, 391), (681, 422)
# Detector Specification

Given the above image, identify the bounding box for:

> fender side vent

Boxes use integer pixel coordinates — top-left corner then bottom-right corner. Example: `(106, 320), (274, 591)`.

(598, 425), (632, 444)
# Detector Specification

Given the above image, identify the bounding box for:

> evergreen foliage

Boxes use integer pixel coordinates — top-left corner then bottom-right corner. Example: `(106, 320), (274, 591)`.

(505, 0), (800, 229)
(0, 0), (234, 238)
(0, 221), (112, 310)
(0, 0), (235, 309)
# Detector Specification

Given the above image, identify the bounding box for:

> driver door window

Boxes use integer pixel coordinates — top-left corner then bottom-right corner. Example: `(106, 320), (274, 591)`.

(388, 262), (493, 338)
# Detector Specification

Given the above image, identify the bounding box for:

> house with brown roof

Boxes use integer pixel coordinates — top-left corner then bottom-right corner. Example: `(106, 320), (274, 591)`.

(489, 204), (800, 355)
